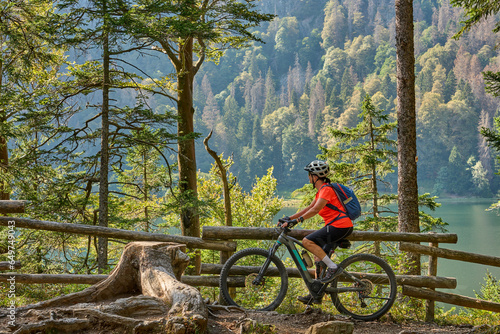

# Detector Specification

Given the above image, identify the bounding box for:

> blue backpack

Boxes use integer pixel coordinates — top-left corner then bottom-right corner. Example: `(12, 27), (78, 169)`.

(325, 183), (361, 222)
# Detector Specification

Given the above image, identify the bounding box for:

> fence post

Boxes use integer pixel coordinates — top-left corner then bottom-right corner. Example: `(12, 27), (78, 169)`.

(425, 241), (438, 322)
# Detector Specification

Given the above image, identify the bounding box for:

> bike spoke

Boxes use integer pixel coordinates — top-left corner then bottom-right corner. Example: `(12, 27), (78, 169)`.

(219, 248), (288, 311)
(330, 254), (397, 321)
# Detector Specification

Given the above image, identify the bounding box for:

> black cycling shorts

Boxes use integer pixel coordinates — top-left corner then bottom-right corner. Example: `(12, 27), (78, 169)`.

(305, 225), (353, 255)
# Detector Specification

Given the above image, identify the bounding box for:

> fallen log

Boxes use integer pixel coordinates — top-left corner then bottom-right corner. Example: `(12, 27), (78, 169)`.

(402, 285), (500, 313)
(1, 242), (208, 334)
(0, 216), (236, 252)
(0, 268), (457, 290)
(182, 273), (456, 290)
(0, 261), (21, 271)
(0, 200), (26, 214)
(0, 273), (106, 284)
(200, 263), (456, 289)
(202, 226), (458, 243)
(400, 242), (500, 267)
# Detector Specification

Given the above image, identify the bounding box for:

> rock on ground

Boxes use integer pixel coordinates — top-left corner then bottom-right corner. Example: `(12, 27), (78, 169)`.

(304, 321), (354, 334)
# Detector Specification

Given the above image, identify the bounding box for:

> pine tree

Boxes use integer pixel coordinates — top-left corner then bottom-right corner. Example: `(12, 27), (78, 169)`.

(323, 95), (397, 241)
(339, 67), (355, 105)
(41, 0), (179, 272)
(308, 81), (326, 136)
(396, 0), (420, 275)
(263, 68), (279, 117)
(250, 74), (265, 116)
(116, 130), (169, 233)
(0, 0), (66, 200)
(123, 0), (275, 239)
(443, 70), (457, 102)
(323, 95), (445, 254)
(202, 91), (221, 130)
(322, 0), (348, 49)
(481, 116), (500, 211)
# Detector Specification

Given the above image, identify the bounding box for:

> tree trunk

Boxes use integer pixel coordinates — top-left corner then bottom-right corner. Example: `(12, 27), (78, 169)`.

(177, 38), (199, 239)
(177, 38), (201, 274)
(369, 114), (381, 257)
(143, 151), (149, 232)
(203, 131), (232, 229)
(98, 15), (110, 273)
(6, 242), (208, 333)
(395, 0), (420, 274)
(203, 131), (235, 301)
(0, 60), (9, 201)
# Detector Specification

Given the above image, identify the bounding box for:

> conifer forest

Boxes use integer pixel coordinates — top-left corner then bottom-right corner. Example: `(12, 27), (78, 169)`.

(191, 0), (500, 196)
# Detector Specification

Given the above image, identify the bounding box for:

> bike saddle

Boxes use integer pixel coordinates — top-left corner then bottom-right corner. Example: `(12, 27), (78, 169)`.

(336, 239), (351, 249)
(317, 239), (352, 260)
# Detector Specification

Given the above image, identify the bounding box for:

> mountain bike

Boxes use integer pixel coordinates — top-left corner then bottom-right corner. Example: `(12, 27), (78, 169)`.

(218, 223), (397, 321)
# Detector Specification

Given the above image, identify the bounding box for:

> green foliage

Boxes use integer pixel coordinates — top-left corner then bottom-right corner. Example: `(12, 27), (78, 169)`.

(185, 0), (500, 198)
(481, 116), (500, 212)
(456, 271), (500, 325)
(321, 0), (347, 50)
(114, 130), (171, 232)
(198, 157), (283, 230)
(321, 94), (398, 231)
(314, 95), (447, 234)
(484, 71), (500, 97)
(451, 0), (500, 38)
(451, 0), (500, 209)
(124, 0), (276, 64)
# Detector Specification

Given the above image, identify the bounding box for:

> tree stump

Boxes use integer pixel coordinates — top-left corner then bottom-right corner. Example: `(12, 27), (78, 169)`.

(1, 242), (208, 333)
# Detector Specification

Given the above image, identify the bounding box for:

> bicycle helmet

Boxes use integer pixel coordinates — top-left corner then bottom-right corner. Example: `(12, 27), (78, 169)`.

(304, 160), (330, 178)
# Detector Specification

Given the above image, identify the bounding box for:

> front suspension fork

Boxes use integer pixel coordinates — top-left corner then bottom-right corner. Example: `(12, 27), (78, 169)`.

(253, 242), (281, 285)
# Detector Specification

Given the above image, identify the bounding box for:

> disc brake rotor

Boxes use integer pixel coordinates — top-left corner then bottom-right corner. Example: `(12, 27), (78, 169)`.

(245, 273), (264, 292)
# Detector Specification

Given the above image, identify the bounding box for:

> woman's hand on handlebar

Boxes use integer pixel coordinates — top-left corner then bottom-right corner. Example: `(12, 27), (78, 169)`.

(278, 217), (298, 229)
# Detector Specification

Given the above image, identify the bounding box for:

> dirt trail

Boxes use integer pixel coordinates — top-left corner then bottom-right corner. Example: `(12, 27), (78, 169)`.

(207, 308), (475, 334)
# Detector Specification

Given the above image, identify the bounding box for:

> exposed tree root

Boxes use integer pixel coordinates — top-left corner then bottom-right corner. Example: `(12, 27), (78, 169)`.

(1, 242), (208, 334)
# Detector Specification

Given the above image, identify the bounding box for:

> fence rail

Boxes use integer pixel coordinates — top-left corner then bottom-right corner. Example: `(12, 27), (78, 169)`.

(0, 217), (236, 252)
(0, 200), (25, 214)
(0, 261), (21, 271)
(400, 242), (500, 267)
(202, 226), (458, 243)
(0, 270), (457, 289)
(403, 286), (500, 313)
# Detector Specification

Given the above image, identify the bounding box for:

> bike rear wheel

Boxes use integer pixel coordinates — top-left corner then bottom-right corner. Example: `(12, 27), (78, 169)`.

(329, 253), (397, 321)
(219, 248), (288, 311)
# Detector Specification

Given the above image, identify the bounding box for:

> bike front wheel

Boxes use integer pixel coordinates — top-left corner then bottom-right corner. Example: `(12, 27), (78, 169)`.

(329, 253), (397, 321)
(219, 247), (288, 311)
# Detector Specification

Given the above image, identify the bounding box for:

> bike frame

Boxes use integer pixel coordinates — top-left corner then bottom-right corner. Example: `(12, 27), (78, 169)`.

(257, 228), (365, 299)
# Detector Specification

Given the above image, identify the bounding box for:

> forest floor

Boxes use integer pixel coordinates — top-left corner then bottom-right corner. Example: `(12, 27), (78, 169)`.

(207, 308), (478, 334)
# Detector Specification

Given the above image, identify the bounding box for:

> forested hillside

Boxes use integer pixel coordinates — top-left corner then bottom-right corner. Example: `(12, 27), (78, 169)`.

(191, 0), (500, 196)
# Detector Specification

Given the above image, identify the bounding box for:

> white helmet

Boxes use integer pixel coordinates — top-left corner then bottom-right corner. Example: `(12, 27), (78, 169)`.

(304, 160), (330, 178)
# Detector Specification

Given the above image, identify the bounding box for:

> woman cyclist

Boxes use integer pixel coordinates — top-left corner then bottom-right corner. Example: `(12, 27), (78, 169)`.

(279, 160), (353, 304)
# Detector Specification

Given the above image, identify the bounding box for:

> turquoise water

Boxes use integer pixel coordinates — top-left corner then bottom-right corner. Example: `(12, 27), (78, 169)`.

(275, 198), (500, 298)
(432, 199), (500, 298)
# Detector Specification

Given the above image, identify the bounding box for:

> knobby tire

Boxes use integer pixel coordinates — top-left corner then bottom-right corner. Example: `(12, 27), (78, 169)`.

(219, 248), (288, 311)
(330, 253), (397, 321)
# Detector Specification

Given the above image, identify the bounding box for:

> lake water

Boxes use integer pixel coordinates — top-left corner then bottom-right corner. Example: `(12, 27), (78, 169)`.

(274, 198), (500, 299)
(431, 198), (500, 298)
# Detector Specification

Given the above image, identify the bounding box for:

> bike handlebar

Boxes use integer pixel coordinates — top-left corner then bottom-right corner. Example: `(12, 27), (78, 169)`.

(277, 217), (298, 231)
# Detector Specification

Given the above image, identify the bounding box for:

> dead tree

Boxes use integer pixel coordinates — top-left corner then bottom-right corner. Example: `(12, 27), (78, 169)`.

(1, 242), (208, 334)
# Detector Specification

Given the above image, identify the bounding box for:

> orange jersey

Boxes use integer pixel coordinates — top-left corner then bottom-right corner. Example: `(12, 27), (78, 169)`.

(315, 185), (353, 228)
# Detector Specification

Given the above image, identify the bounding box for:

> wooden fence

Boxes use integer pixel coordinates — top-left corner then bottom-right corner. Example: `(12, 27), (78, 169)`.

(1, 201), (500, 321)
